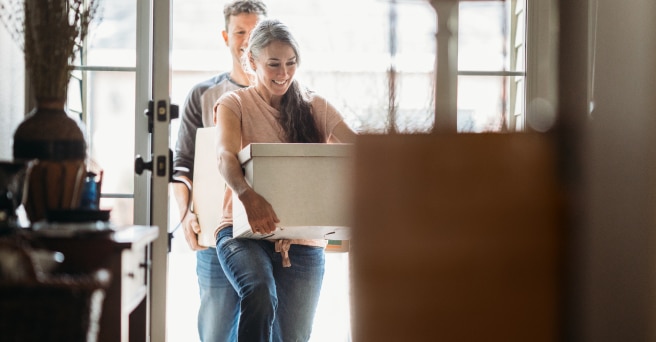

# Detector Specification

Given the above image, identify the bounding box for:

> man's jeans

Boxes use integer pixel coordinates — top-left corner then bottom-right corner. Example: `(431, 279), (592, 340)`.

(216, 227), (325, 342)
(196, 247), (239, 341)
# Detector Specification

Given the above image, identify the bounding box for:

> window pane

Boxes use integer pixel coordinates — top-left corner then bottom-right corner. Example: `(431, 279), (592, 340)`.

(458, 2), (507, 71)
(396, 2), (436, 57)
(393, 2), (436, 133)
(457, 75), (507, 132)
(0, 27), (24, 159)
(101, 197), (134, 227)
(87, 71), (136, 195)
(86, 0), (136, 67)
(268, 0), (390, 133)
(267, 0), (388, 55)
(171, 0), (440, 134)
(514, 79), (525, 131)
(302, 71), (390, 133)
(395, 72), (435, 133)
(172, 1), (225, 72)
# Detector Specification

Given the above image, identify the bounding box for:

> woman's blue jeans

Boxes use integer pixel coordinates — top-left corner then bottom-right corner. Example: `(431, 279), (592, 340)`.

(216, 227), (326, 342)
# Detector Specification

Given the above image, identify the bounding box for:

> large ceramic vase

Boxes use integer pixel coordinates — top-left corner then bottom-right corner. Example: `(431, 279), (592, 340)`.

(13, 106), (87, 161)
(13, 103), (87, 223)
(2, 0), (101, 224)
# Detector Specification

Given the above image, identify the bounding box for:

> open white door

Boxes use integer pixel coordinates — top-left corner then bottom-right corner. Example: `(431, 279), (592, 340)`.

(133, 1), (173, 341)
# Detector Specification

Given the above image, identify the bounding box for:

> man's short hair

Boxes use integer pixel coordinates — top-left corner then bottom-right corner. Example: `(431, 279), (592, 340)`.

(224, 0), (268, 31)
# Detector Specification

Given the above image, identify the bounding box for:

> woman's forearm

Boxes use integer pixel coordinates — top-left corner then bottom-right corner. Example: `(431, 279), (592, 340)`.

(217, 149), (251, 197)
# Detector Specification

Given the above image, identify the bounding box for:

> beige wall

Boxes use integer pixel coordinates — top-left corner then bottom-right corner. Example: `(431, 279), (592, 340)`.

(574, 0), (656, 340)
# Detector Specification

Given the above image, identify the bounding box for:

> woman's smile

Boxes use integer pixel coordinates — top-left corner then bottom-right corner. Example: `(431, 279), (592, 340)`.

(252, 40), (298, 101)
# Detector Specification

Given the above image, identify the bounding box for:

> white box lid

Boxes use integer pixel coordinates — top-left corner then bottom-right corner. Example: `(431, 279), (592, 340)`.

(237, 143), (352, 164)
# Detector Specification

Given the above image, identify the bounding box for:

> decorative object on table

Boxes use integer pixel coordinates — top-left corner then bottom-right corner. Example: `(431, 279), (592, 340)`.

(21, 159), (87, 222)
(0, 161), (27, 232)
(0, 0), (101, 224)
(79, 169), (103, 210)
(40, 168), (112, 224)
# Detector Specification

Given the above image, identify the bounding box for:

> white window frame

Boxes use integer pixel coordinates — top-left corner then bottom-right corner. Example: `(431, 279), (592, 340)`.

(524, 0), (559, 132)
(430, 0), (557, 133)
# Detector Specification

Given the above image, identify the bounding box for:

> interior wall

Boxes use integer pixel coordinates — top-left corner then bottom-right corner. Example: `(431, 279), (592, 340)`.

(576, 0), (656, 340)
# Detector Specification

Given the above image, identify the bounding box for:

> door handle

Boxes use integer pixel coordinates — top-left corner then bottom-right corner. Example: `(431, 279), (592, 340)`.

(134, 155), (153, 175)
(135, 150), (174, 181)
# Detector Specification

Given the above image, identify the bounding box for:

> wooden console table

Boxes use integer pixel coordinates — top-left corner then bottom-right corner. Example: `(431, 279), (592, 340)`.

(28, 225), (158, 342)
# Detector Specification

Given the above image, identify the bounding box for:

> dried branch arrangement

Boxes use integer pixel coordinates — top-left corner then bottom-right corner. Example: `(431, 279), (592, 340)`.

(0, 0), (99, 102)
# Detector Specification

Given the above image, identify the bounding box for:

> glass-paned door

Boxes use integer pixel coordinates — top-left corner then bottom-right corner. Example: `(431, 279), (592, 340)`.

(72, 0), (171, 339)
(75, 0), (138, 226)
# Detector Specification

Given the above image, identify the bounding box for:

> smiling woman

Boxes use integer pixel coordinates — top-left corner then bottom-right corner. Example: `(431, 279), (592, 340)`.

(249, 40), (300, 109)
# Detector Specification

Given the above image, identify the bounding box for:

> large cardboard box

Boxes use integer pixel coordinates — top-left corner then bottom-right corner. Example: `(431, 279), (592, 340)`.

(232, 143), (353, 240)
(192, 127), (224, 247)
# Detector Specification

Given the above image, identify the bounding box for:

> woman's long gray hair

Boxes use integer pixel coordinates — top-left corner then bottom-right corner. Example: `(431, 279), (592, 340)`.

(247, 19), (322, 143)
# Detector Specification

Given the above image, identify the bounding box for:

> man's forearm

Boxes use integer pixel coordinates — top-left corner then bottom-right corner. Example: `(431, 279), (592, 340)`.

(171, 179), (192, 220)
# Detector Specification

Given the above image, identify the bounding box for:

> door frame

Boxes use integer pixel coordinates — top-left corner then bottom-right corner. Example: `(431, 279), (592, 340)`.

(134, 1), (172, 340)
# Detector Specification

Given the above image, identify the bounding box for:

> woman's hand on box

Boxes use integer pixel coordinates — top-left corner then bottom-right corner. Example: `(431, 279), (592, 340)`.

(240, 189), (280, 235)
